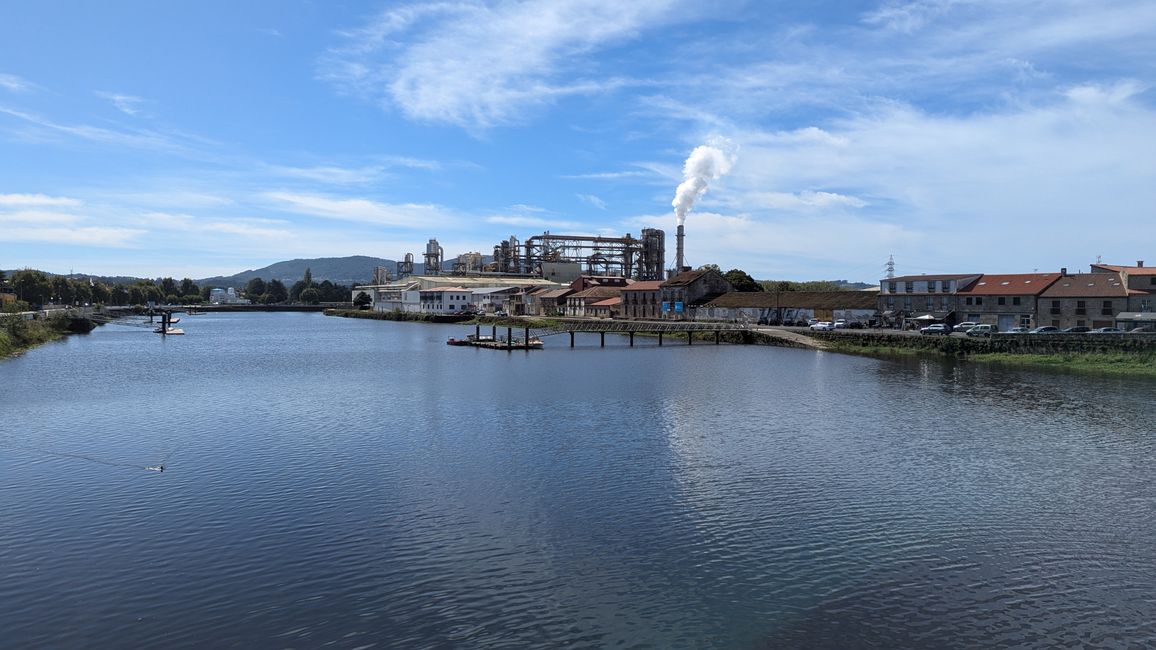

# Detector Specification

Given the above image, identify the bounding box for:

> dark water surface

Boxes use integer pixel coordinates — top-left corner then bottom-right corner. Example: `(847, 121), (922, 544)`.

(3, 312), (1156, 648)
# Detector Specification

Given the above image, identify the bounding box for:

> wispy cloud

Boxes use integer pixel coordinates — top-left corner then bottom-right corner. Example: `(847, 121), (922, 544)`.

(485, 214), (586, 231)
(95, 91), (146, 116)
(264, 191), (458, 227)
(0, 106), (183, 151)
(0, 73), (38, 93)
(576, 193), (607, 210)
(2, 225), (144, 247)
(0, 193), (82, 207)
(320, 0), (682, 129)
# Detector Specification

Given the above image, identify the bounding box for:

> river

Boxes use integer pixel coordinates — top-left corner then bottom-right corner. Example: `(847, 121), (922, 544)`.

(2, 312), (1155, 648)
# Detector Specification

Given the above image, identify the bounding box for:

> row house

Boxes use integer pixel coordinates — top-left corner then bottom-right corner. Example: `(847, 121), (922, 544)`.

(954, 273), (1060, 331)
(1092, 261), (1156, 313)
(1038, 272), (1138, 329)
(418, 287), (472, 314)
(587, 297), (620, 319)
(565, 286), (621, 317)
(877, 274), (981, 324)
(660, 269), (734, 321)
(619, 280), (664, 320)
(700, 290), (878, 325)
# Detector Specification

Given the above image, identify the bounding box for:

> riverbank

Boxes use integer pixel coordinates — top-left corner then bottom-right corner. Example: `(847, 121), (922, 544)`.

(0, 313), (93, 358)
(820, 333), (1156, 377)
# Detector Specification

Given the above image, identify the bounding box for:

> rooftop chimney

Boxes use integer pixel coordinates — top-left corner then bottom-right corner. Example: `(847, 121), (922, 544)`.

(1138, 260), (1145, 268)
(675, 224), (685, 273)
(1060, 267), (1068, 276)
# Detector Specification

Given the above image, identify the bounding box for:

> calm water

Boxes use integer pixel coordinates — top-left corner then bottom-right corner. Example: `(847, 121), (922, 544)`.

(3, 312), (1156, 648)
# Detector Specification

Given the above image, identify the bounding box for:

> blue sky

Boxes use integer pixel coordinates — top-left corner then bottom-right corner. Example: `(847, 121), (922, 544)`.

(2, 0), (1154, 282)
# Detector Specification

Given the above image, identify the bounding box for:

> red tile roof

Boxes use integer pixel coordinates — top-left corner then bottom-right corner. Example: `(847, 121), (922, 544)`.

(957, 273), (1060, 296)
(1093, 263), (1156, 276)
(590, 297), (620, 307)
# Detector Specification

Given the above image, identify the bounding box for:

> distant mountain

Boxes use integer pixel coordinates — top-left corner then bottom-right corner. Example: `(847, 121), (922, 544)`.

(196, 256), (398, 287)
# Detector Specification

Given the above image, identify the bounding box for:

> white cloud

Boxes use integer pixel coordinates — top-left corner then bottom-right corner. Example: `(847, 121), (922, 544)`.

(95, 91), (145, 116)
(0, 210), (82, 224)
(577, 193), (607, 210)
(2, 226), (144, 247)
(322, 0), (681, 129)
(264, 191), (459, 227)
(485, 214), (586, 230)
(0, 106), (183, 151)
(0, 193), (82, 207)
(0, 73), (38, 93)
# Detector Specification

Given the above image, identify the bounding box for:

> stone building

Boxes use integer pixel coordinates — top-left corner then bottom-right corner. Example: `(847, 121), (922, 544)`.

(699, 291), (878, 325)
(954, 273), (1061, 331)
(565, 286), (621, 317)
(1092, 261), (1156, 312)
(1037, 271), (1133, 329)
(619, 280), (664, 320)
(660, 269), (733, 320)
(877, 274), (981, 326)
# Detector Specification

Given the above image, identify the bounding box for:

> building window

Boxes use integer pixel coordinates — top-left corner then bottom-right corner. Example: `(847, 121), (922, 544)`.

(1020, 315), (1032, 327)
(903, 298), (912, 310)
(1102, 300), (1113, 315)
(998, 297), (1006, 305)
(887, 297), (895, 309)
(905, 282), (913, 293)
(888, 282), (896, 293)
(940, 296), (949, 310)
(1050, 300), (1061, 315)
(928, 281), (936, 293)
(976, 297), (983, 305)
(1076, 300), (1086, 315)
(1012, 297), (1021, 306)
(965, 297), (973, 305)
(926, 297), (934, 310)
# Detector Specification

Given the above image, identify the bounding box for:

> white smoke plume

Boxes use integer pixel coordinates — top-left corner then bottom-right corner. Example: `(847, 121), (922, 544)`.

(672, 138), (736, 225)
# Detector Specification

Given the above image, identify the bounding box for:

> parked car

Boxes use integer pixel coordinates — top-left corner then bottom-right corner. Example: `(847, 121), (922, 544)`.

(847, 321), (865, 330)
(833, 319), (847, 329)
(1061, 326), (1091, 333)
(952, 321), (978, 334)
(1129, 327), (1154, 333)
(1028, 326), (1059, 334)
(809, 321), (833, 331)
(1006, 326), (1030, 334)
(920, 324), (949, 335)
(966, 324), (994, 337)
(1088, 327), (1123, 333)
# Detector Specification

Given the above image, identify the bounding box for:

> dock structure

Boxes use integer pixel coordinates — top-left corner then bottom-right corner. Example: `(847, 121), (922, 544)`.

(468, 318), (752, 349)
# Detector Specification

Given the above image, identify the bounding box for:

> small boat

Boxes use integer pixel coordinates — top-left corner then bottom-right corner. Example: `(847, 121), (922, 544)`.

(154, 327), (185, 335)
(446, 337), (471, 346)
(169, 317), (180, 324)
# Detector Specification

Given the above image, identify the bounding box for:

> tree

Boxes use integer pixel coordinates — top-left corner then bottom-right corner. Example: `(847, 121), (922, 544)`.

(200, 286), (214, 302)
(724, 269), (763, 292)
(245, 277), (267, 300)
(264, 279), (288, 303)
(51, 275), (74, 305)
(159, 277), (178, 297)
(299, 287), (321, 304)
(697, 263), (720, 272)
(353, 291), (371, 309)
(179, 278), (199, 296)
(303, 267), (313, 287)
(11, 270), (52, 307)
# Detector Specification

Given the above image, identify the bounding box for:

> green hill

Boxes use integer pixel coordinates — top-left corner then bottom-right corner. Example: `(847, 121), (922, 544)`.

(197, 256), (396, 287)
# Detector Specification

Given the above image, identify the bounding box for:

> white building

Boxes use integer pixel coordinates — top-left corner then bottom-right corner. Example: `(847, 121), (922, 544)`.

(419, 287), (472, 314)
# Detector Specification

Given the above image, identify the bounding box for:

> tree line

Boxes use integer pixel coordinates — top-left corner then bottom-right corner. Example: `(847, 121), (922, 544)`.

(1, 267), (350, 310)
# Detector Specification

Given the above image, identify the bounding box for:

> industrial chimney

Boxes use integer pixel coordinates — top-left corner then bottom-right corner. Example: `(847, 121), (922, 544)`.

(675, 224), (685, 274)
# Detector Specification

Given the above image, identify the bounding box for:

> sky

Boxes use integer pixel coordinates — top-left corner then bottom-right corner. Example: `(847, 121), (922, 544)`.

(1, 0), (1154, 283)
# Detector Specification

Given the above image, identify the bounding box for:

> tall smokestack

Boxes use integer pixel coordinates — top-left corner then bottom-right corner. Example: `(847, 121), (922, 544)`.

(671, 138), (736, 274)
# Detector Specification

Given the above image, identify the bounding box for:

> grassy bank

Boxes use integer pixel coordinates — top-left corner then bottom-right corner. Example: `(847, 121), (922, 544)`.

(824, 336), (1156, 377)
(0, 314), (73, 358)
(969, 351), (1156, 377)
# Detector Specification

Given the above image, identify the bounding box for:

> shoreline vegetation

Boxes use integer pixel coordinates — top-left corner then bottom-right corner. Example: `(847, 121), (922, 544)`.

(5, 308), (1151, 378)
(822, 338), (1156, 378)
(0, 312), (94, 358)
